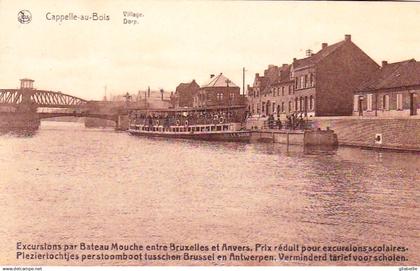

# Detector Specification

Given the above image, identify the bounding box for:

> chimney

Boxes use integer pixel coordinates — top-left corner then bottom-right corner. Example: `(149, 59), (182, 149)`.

(345, 34), (351, 41)
(322, 43), (328, 49)
(382, 61), (388, 67)
(282, 63), (288, 68)
(256, 73), (259, 78)
(293, 58), (297, 63)
(147, 86), (150, 98)
(210, 74), (215, 78)
(160, 89), (164, 100)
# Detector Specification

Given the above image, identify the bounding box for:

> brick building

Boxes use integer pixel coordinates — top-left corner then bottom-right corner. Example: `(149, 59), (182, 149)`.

(173, 80), (200, 108)
(193, 73), (242, 108)
(248, 64), (294, 118)
(353, 59), (420, 117)
(248, 34), (379, 119)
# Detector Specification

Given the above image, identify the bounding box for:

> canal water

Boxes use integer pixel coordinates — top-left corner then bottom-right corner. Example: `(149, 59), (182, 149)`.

(0, 121), (418, 265)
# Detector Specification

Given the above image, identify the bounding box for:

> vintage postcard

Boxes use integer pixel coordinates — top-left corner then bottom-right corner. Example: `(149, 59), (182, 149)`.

(0, 0), (419, 270)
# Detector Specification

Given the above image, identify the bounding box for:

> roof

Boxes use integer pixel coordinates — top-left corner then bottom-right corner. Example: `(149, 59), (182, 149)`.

(260, 64), (292, 94)
(175, 80), (199, 93)
(357, 59), (420, 91)
(293, 41), (346, 69)
(274, 64), (292, 84)
(256, 76), (270, 88)
(202, 73), (238, 88)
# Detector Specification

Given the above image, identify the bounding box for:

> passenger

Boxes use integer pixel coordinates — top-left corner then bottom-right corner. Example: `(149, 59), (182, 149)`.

(277, 119), (282, 130)
(148, 115), (153, 127)
(299, 115), (304, 129)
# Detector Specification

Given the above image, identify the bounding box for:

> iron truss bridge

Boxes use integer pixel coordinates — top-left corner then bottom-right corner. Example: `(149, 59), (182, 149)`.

(0, 89), (87, 108)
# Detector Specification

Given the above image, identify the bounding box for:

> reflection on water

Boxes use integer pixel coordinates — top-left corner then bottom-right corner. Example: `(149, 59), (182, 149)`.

(0, 121), (418, 265)
(0, 129), (38, 137)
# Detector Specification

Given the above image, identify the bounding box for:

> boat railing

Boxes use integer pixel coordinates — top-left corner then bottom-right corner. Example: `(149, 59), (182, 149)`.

(130, 115), (244, 127)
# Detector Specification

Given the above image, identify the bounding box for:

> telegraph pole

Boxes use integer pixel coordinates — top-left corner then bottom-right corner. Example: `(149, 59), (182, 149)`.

(242, 67), (246, 96)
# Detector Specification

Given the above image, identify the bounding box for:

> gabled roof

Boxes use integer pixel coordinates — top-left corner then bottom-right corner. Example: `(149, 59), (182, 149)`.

(273, 64), (292, 84)
(293, 41), (346, 69)
(202, 73), (238, 88)
(175, 80), (199, 93)
(256, 76), (270, 88)
(357, 59), (420, 91)
(260, 64), (292, 94)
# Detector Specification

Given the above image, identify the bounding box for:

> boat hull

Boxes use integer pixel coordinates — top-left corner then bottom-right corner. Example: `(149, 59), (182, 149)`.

(129, 129), (251, 142)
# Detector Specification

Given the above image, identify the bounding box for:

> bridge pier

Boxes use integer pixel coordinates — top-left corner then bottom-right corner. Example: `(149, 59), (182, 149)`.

(0, 112), (40, 133)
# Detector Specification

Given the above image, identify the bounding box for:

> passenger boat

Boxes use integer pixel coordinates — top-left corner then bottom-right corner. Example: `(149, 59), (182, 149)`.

(128, 105), (251, 142)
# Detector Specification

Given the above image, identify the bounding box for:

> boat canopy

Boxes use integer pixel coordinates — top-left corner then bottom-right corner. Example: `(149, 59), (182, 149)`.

(129, 105), (246, 114)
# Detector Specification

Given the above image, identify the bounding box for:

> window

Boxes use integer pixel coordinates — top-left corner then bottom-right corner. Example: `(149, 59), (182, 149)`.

(288, 101), (292, 112)
(295, 98), (298, 111)
(309, 95), (314, 110)
(272, 103), (276, 113)
(281, 102), (285, 112)
(262, 102), (265, 114)
(397, 93), (403, 110)
(229, 93), (235, 100)
(300, 77), (305, 89)
(383, 95), (390, 110)
(217, 93), (224, 101)
(304, 75), (308, 88)
(309, 73), (314, 87)
(354, 95), (359, 112)
(282, 87), (285, 96)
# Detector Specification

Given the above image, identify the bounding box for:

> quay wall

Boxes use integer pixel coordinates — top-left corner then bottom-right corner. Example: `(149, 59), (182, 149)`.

(251, 131), (304, 145)
(311, 117), (420, 151)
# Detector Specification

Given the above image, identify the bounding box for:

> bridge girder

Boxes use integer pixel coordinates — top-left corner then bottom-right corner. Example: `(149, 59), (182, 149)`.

(37, 112), (118, 122)
(0, 89), (87, 108)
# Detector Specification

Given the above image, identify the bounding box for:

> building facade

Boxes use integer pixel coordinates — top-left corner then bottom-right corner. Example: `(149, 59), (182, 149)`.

(353, 59), (420, 117)
(248, 34), (380, 119)
(173, 80), (200, 108)
(193, 73), (242, 108)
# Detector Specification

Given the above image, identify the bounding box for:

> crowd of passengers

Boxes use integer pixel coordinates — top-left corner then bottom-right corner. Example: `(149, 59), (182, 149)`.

(265, 112), (310, 130)
(130, 111), (245, 127)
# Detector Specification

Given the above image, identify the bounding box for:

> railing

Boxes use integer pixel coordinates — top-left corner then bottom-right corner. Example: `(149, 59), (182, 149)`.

(131, 117), (243, 127)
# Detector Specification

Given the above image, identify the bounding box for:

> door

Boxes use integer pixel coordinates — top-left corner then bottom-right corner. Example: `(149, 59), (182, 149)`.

(358, 98), (363, 116)
(266, 101), (271, 115)
(410, 93), (417, 115)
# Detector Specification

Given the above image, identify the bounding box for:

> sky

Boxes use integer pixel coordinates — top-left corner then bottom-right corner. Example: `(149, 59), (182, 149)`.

(1, 1), (420, 100)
